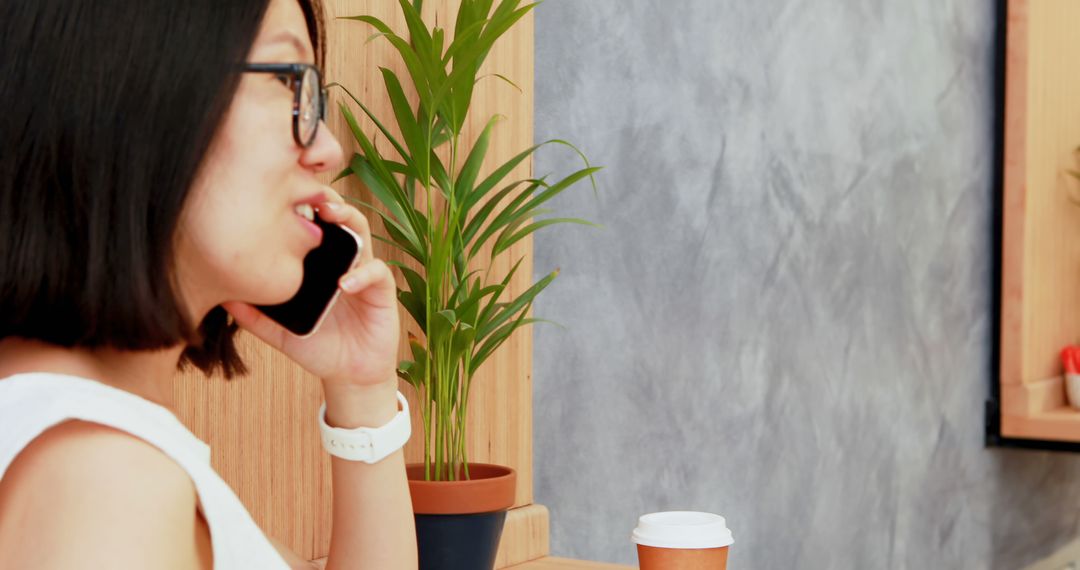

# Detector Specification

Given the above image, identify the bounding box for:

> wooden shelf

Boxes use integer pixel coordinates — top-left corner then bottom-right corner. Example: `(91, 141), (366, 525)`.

(1003, 406), (1080, 442)
(507, 557), (635, 569)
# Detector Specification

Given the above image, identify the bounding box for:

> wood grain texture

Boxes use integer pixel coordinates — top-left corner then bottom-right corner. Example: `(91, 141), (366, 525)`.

(506, 557), (636, 570)
(1000, 0), (1080, 439)
(1002, 407), (1080, 442)
(495, 504), (552, 567)
(1021, 0), (1080, 383)
(172, 0), (538, 561)
(999, 0), (1028, 391)
(1002, 375), (1065, 417)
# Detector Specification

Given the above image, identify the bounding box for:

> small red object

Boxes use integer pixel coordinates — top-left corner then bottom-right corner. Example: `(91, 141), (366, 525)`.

(1062, 346), (1080, 375)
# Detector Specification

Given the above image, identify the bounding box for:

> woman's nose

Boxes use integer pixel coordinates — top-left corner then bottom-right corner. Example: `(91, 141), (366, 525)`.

(300, 120), (345, 173)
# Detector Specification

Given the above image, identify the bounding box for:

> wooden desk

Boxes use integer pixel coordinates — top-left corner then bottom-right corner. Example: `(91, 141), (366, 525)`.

(507, 557), (635, 569)
(313, 556), (634, 569)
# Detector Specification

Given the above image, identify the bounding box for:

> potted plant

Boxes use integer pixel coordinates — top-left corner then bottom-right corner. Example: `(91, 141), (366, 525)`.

(331, 0), (599, 567)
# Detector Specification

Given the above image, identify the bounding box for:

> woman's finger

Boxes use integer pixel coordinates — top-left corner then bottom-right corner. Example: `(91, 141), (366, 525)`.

(318, 186), (346, 204)
(316, 199), (373, 263)
(339, 259), (396, 309)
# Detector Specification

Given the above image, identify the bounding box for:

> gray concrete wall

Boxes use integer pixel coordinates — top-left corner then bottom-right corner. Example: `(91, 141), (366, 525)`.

(531, 1), (1080, 568)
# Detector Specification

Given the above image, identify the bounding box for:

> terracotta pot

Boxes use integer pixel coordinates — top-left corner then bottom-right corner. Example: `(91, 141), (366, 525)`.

(407, 463), (516, 570)
(407, 462), (517, 514)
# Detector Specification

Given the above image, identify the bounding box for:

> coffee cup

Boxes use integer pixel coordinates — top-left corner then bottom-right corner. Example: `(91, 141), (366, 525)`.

(631, 511), (734, 569)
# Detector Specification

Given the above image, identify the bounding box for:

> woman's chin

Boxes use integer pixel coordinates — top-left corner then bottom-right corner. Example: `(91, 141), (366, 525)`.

(247, 273), (303, 306)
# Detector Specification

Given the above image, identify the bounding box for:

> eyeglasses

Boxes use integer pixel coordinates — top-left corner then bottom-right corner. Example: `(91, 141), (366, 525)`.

(242, 63), (328, 148)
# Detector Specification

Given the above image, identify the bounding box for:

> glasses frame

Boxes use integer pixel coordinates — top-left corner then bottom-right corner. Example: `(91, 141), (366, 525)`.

(242, 63), (328, 148)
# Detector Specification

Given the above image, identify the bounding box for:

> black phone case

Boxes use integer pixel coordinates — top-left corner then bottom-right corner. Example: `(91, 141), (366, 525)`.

(254, 215), (362, 337)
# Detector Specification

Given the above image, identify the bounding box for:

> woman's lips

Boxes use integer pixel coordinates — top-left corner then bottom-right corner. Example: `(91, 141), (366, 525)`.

(297, 211), (323, 244)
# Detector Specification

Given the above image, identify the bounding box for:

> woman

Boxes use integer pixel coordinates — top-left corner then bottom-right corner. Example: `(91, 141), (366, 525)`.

(0, 0), (417, 568)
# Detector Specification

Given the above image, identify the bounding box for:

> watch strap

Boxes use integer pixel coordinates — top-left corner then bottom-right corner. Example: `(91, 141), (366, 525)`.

(318, 391), (411, 463)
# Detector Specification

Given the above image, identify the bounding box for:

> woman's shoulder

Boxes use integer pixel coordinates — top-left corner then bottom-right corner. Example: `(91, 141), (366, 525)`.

(0, 419), (207, 568)
(0, 372), (213, 464)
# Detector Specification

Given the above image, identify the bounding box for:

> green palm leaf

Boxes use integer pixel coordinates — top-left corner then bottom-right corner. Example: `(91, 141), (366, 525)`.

(492, 217), (600, 258)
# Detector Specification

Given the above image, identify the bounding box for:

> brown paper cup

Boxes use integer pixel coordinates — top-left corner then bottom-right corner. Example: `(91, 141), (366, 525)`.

(632, 511), (733, 569)
(637, 544), (729, 570)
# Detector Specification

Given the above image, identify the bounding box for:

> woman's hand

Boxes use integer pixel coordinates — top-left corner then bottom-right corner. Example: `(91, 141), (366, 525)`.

(221, 187), (400, 394)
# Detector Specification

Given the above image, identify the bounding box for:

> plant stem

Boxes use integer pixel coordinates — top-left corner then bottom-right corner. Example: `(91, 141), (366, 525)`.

(448, 135), (461, 481)
(436, 342), (447, 479)
(418, 381), (431, 480)
(460, 354), (474, 480)
(440, 351), (451, 480)
(424, 166), (435, 480)
(450, 362), (463, 481)
(459, 373), (472, 480)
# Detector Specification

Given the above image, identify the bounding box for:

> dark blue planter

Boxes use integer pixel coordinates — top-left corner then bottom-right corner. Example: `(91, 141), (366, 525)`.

(407, 463), (518, 570)
(415, 510), (509, 570)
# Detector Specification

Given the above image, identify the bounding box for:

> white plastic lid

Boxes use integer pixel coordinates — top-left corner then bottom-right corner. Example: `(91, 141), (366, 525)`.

(631, 511), (734, 549)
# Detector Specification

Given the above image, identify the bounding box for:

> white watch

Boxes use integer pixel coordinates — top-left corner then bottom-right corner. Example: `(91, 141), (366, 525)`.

(318, 391), (411, 463)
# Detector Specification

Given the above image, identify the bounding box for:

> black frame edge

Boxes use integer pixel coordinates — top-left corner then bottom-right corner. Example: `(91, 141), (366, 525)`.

(986, 0), (1007, 450)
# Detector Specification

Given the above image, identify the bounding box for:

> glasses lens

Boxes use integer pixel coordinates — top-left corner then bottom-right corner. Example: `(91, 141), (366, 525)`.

(299, 67), (319, 145)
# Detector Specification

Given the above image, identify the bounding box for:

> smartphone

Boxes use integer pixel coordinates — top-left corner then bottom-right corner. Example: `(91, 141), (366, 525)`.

(255, 213), (363, 338)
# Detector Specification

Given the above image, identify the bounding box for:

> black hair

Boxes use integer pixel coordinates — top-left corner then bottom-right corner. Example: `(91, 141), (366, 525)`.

(0, 0), (326, 379)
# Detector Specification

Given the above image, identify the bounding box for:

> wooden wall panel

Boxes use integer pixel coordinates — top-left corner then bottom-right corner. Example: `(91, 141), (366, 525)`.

(1021, 0), (1080, 383)
(172, 1), (536, 561)
(1000, 0), (1080, 440)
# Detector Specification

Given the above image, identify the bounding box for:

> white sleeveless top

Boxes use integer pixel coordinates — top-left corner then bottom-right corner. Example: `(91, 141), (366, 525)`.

(0, 372), (290, 569)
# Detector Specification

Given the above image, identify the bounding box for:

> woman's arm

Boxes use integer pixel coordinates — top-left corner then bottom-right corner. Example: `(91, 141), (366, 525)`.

(0, 421), (205, 570)
(266, 382), (416, 570)
(223, 193), (417, 569)
(268, 535), (320, 570)
(321, 380), (417, 570)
